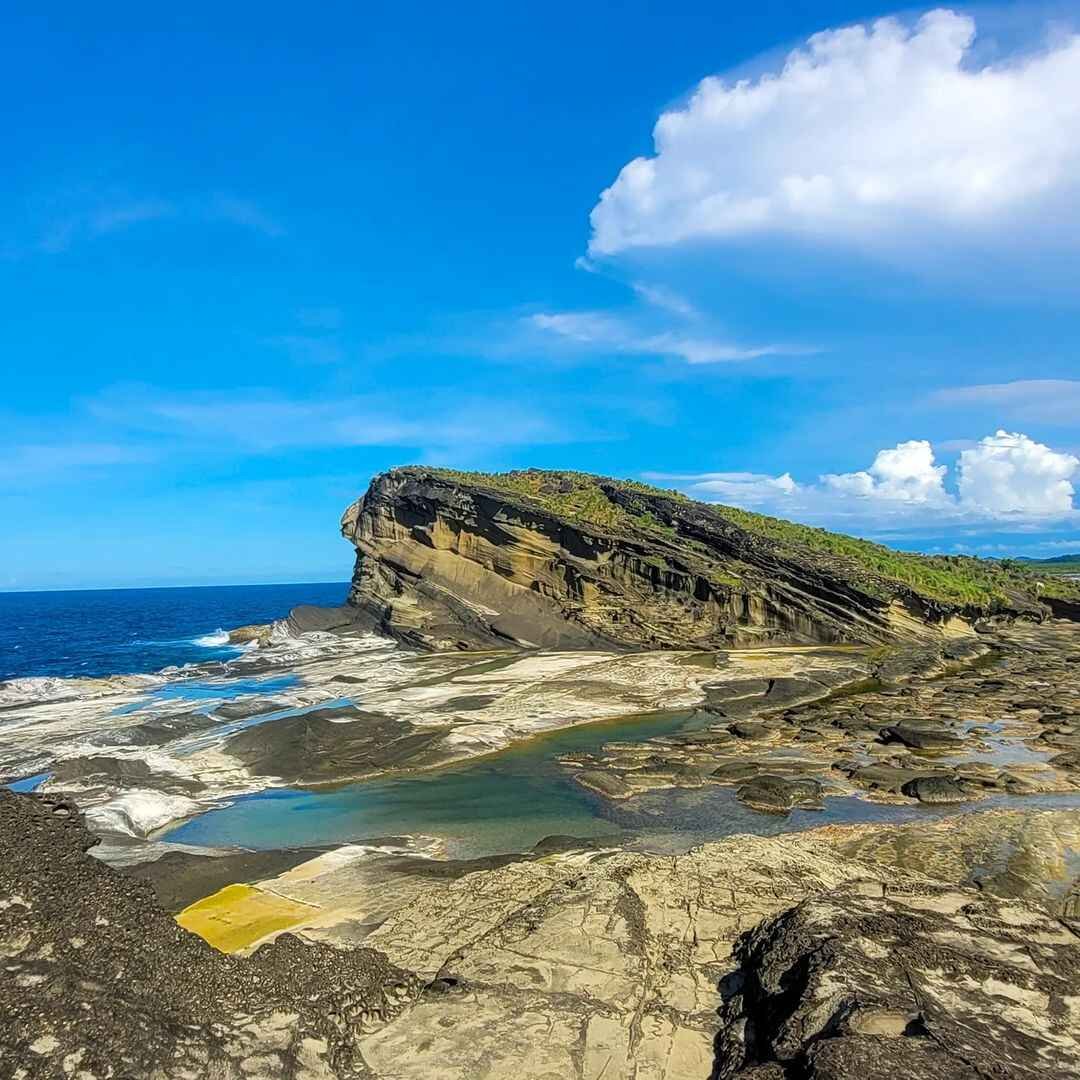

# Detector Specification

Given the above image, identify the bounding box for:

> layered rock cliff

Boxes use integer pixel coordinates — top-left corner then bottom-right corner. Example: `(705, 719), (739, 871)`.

(339, 467), (1066, 651)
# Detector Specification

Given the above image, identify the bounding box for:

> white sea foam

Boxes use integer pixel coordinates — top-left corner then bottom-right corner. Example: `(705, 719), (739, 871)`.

(192, 629), (231, 647)
(0, 672), (163, 708)
(85, 790), (204, 839)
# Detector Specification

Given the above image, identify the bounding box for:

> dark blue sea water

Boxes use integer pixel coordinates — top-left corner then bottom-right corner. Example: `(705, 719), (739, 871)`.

(0, 582), (349, 681)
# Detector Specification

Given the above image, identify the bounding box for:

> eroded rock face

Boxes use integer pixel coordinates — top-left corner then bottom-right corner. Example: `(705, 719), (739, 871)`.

(338, 469), (998, 651)
(714, 882), (1080, 1078)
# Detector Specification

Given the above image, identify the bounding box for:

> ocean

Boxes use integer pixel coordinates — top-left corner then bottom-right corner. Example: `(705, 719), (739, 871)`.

(0, 582), (350, 681)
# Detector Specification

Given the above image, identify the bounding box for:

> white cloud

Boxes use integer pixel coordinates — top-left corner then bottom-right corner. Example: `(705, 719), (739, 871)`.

(657, 470), (799, 506)
(208, 195), (285, 238)
(0, 442), (149, 484)
(89, 200), (176, 236)
(822, 440), (948, 504)
(932, 380), (1080, 425)
(590, 9), (1080, 257)
(629, 282), (699, 318)
(649, 430), (1079, 531)
(529, 310), (814, 364)
(957, 430), (1079, 515)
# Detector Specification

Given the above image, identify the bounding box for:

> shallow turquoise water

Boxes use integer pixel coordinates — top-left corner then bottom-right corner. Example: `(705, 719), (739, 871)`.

(5, 771), (50, 793)
(166, 710), (697, 854)
(111, 675), (302, 715)
(163, 708), (1080, 858)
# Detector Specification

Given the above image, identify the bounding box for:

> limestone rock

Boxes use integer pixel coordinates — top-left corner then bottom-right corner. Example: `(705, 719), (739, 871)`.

(900, 775), (972, 803)
(736, 774), (824, 813)
(881, 721), (964, 750)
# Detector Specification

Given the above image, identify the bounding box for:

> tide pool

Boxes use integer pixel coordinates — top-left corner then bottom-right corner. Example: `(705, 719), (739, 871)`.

(166, 709), (696, 855)
(112, 675), (302, 715)
(163, 707), (1080, 858)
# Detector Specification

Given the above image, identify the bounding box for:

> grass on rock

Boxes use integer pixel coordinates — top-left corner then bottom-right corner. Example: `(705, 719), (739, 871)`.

(415, 467), (1078, 610)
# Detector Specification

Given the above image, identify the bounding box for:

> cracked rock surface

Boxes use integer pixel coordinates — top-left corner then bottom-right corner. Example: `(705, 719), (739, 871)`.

(4, 785), (1080, 1079)
(715, 881), (1080, 1078)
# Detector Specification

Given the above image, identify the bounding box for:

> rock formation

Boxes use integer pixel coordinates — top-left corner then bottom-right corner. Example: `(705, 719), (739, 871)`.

(338, 468), (1068, 651)
(559, 618), (1080, 811)
(5, 789), (1079, 1079)
(714, 881), (1080, 1078)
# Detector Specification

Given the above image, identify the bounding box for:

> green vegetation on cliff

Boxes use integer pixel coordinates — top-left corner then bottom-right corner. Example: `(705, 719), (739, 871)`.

(421, 467), (1078, 610)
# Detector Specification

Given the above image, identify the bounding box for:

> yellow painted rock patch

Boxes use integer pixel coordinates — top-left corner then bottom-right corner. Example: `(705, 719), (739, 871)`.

(176, 883), (316, 953)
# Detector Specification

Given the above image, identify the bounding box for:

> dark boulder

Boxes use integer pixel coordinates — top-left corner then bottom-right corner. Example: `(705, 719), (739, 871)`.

(900, 775), (971, 804)
(730, 721), (769, 741)
(736, 774), (823, 814)
(880, 722), (964, 750)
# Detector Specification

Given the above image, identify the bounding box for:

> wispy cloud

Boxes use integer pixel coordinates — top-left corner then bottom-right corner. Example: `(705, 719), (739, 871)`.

(628, 282), (699, 319)
(0, 442), (149, 484)
(529, 310), (816, 364)
(0, 383), (616, 493)
(88, 200), (176, 236)
(38, 199), (177, 253)
(33, 193), (284, 254)
(930, 380), (1080, 425)
(207, 195), (285, 238)
(87, 386), (598, 454)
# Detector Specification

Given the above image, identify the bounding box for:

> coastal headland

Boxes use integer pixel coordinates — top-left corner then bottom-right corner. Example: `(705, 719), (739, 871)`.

(3, 469), (1080, 1078)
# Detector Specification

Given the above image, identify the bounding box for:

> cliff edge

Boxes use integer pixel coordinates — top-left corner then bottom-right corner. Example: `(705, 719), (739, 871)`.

(338, 467), (1072, 651)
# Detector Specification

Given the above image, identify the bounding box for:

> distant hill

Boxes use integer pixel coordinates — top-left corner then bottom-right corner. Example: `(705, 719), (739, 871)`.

(1015, 554), (1080, 575)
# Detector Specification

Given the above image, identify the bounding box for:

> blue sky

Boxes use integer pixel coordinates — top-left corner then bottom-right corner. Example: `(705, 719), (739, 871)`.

(4, 2), (1080, 589)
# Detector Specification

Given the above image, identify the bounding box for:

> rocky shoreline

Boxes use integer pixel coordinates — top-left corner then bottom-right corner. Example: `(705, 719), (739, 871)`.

(560, 619), (1080, 815)
(5, 469), (1080, 1076)
(4, 789), (1079, 1078)
(4, 618), (1080, 866)
(5, 621), (1080, 1077)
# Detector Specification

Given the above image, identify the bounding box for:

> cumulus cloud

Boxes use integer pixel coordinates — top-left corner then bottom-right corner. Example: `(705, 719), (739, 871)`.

(822, 440), (948, 504)
(529, 311), (814, 364)
(650, 430), (1079, 531)
(957, 430), (1079, 515)
(590, 9), (1080, 257)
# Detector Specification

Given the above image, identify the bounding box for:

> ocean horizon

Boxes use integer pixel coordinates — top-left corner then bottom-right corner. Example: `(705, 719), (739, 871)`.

(0, 581), (350, 682)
